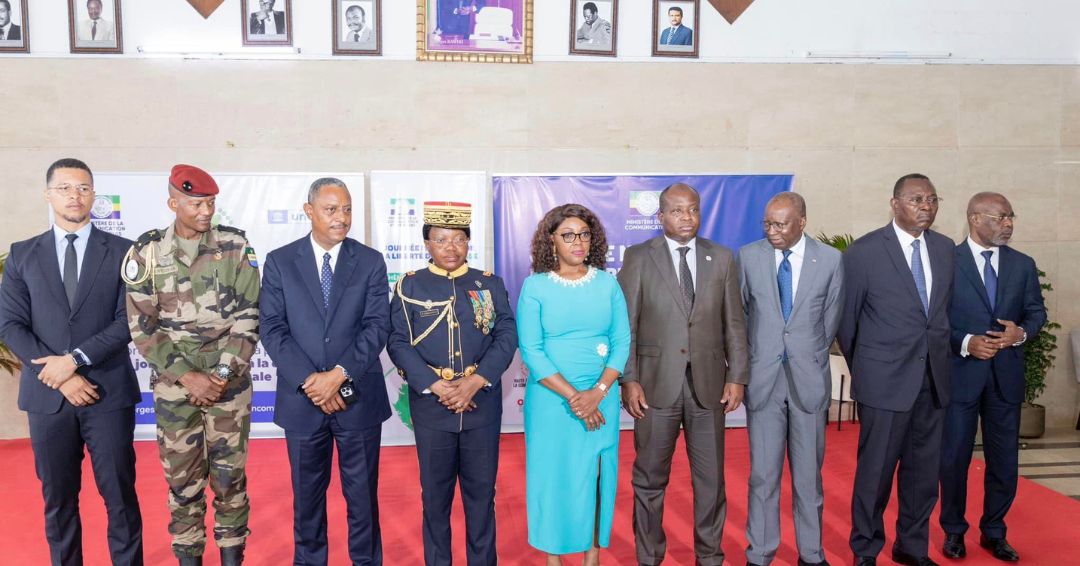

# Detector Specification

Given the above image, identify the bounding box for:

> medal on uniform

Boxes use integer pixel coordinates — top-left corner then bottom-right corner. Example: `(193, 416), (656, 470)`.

(467, 290), (495, 335)
(124, 259), (140, 281)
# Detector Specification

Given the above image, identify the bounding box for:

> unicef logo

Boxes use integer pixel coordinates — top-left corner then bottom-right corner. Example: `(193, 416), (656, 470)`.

(90, 195), (115, 219)
(633, 192), (661, 216)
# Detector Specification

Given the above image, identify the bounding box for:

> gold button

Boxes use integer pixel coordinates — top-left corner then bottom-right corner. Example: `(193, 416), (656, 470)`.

(451, 322), (459, 328)
(455, 351), (461, 357)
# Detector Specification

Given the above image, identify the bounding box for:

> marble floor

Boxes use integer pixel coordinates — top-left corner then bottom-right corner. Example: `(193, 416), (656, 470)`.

(991, 427), (1080, 501)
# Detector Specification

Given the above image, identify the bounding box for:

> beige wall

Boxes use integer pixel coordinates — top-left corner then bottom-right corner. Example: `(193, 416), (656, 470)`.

(1, 59), (1078, 437)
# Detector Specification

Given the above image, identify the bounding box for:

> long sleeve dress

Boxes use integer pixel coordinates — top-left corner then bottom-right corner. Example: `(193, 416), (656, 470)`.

(516, 267), (632, 554)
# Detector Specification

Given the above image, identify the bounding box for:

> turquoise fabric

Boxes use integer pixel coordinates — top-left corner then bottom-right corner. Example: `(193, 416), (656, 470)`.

(516, 268), (631, 554)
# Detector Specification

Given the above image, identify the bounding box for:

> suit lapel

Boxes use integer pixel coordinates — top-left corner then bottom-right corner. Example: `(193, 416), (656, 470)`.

(996, 246), (1017, 310)
(926, 232), (950, 316)
(753, 240), (784, 322)
(647, 237), (690, 319)
(956, 244), (992, 314)
(294, 238), (327, 319)
(70, 226), (106, 317)
(789, 237), (821, 321)
(880, 224), (925, 317)
(326, 240), (359, 327)
(35, 231), (71, 315)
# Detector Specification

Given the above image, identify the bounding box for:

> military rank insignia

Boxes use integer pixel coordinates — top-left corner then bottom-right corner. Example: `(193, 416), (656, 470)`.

(467, 289), (495, 335)
(245, 246), (259, 268)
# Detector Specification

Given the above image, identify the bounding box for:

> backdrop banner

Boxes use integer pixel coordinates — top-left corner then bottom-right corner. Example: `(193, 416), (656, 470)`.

(369, 171), (488, 445)
(492, 174), (794, 428)
(82, 172), (367, 439)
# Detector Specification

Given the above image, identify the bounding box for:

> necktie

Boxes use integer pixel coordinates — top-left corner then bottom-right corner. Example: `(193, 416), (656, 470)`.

(92, 21), (97, 40)
(778, 249), (793, 322)
(320, 252), (333, 310)
(353, 32), (359, 42)
(64, 234), (79, 308)
(982, 250), (997, 311)
(666, 27), (675, 44)
(0, 29), (6, 41)
(677, 246), (694, 312)
(910, 239), (929, 315)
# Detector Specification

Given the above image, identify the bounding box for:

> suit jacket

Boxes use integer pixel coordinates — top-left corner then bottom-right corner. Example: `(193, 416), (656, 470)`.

(249, 10), (286, 35)
(950, 242), (1046, 405)
(3, 24), (20, 41)
(618, 236), (749, 409)
(660, 25), (693, 46)
(77, 18), (115, 42)
(737, 237), (844, 413)
(260, 236), (391, 433)
(837, 223), (954, 412)
(0, 226), (139, 414)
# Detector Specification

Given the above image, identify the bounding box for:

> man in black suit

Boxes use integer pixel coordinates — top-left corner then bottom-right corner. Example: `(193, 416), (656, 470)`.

(0, 158), (143, 565)
(249, 0), (286, 35)
(838, 173), (955, 566)
(260, 178), (391, 565)
(938, 193), (1045, 562)
(0, 0), (21, 41)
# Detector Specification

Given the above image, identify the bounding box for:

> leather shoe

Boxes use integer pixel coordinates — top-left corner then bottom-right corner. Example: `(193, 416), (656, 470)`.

(891, 547), (939, 566)
(747, 562), (763, 566)
(855, 557), (877, 566)
(979, 536), (1019, 562)
(943, 534), (966, 559)
(221, 544), (245, 566)
(798, 559), (830, 566)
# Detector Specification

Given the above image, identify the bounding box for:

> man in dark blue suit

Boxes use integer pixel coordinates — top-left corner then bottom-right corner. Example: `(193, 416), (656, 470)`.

(659, 6), (693, 46)
(939, 193), (1045, 563)
(388, 202), (517, 566)
(0, 158), (142, 566)
(838, 173), (955, 566)
(260, 177), (391, 565)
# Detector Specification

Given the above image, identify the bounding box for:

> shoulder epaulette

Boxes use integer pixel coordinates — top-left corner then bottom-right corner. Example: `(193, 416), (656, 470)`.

(405, 271), (416, 277)
(216, 225), (246, 237)
(134, 229), (164, 250)
(483, 271), (493, 277)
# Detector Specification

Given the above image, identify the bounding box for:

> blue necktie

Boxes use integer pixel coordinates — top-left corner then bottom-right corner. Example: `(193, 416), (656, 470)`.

(982, 250), (997, 311)
(910, 239), (929, 315)
(320, 252), (333, 310)
(778, 249), (793, 322)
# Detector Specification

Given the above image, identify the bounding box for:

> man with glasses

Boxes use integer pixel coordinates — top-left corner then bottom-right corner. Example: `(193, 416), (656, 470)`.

(0, 158), (143, 565)
(260, 178), (390, 564)
(838, 173), (955, 566)
(737, 192), (843, 566)
(388, 201), (516, 566)
(938, 193), (1044, 563)
(125, 164), (260, 566)
(618, 183), (748, 566)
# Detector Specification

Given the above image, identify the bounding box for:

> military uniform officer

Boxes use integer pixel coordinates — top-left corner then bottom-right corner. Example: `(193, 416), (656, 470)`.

(124, 164), (260, 566)
(387, 202), (518, 566)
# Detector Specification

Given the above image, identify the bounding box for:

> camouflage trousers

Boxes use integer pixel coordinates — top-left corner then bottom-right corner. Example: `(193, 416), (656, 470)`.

(154, 376), (252, 557)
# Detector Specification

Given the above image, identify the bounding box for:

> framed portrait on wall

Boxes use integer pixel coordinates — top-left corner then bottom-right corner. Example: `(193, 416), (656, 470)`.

(417, 0), (533, 63)
(569, 0), (617, 57)
(242, 0), (292, 47)
(0, 0), (29, 53)
(653, 0), (698, 58)
(67, 0), (122, 54)
(333, 0), (381, 56)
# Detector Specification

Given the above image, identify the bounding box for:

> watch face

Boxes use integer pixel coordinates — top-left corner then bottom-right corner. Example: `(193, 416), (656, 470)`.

(216, 366), (231, 379)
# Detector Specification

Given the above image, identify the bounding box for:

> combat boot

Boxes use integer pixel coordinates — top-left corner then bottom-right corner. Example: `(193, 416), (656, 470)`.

(177, 555), (202, 566)
(221, 544), (245, 566)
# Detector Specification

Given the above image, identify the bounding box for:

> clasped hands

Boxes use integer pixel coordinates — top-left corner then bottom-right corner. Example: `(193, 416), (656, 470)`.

(302, 368), (348, 415)
(179, 371), (228, 407)
(430, 374), (485, 414)
(32, 354), (98, 407)
(967, 319), (1025, 361)
(569, 387), (606, 431)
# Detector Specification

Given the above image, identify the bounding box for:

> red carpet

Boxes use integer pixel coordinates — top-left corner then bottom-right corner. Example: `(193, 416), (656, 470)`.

(2, 426), (1079, 565)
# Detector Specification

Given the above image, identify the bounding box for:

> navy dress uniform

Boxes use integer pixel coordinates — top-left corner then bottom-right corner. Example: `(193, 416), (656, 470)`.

(387, 202), (517, 566)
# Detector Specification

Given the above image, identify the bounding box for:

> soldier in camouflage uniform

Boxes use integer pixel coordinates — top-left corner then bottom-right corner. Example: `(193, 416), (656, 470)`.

(123, 164), (260, 566)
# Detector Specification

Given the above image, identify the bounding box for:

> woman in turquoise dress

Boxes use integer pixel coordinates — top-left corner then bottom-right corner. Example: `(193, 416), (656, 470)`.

(517, 203), (631, 565)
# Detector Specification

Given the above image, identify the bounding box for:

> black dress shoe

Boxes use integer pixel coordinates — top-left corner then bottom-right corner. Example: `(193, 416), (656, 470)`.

(979, 536), (1020, 562)
(747, 562), (763, 566)
(855, 557), (877, 566)
(798, 559), (831, 566)
(221, 544), (245, 566)
(943, 534), (966, 559)
(891, 547), (939, 566)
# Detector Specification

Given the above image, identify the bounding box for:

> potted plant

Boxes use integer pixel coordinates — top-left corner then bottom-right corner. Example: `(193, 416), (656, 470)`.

(0, 252), (21, 374)
(1019, 269), (1059, 438)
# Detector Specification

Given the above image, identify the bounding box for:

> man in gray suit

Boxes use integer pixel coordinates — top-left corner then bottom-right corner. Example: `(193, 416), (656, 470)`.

(618, 182), (749, 566)
(738, 192), (843, 566)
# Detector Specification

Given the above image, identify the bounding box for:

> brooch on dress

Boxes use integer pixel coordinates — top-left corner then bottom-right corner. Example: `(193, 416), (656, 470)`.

(597, 343), (608, 358)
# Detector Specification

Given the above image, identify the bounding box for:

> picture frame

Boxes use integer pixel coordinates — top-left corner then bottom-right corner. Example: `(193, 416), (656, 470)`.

(333, 0), (382, 56)
(242, 0), (292, 47)
(569, 0), (617, 57)
(417, 0), (533, 64)
(67, 0), (122, 54)
(0, 0), (28, 54)
(652, 0), (698, 59)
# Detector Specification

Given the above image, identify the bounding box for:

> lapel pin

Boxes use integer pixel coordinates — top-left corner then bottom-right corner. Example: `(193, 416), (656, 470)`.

(705, 255), (712, 261)
(812, 258), (817, 263)
(475, 281), (482, 288)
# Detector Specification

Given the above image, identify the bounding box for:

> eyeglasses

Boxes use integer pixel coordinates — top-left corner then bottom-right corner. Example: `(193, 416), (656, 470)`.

(763, 221), (789, 232)
(977, 212), (1017, 223)
(897, 195), (943, 206)
(429, 237), (469, 248)
(558, 231), (592, 243)
(49, 184), (94, 196)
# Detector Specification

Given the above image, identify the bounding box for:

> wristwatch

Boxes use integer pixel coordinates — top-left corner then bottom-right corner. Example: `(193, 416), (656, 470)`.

(213, 364), (234, 381)
(69, 351), (88, 369)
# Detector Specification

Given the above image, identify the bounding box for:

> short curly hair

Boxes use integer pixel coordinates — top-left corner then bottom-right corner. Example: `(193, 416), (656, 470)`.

(529, 203), (608, 273)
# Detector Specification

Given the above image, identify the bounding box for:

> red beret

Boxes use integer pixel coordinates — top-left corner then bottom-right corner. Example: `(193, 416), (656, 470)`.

(169, 164), (219, 197)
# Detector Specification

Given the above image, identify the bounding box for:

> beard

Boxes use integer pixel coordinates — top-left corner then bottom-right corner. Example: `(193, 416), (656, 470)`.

(61, 212), (89, 224)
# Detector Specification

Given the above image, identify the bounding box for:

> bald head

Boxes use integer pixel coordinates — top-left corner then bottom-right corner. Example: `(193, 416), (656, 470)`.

(966, 191), (1015, 247)
(766, 192), (806, 218)
(764, 192), (807, 250)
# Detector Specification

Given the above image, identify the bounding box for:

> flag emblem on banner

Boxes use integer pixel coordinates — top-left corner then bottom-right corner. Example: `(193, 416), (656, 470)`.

(91, 195), (121, 220)
(267, 210), (289, 224)
(629, 191), (662, 216)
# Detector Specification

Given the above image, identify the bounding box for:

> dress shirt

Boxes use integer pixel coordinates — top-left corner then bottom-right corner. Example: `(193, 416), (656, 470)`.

(0, 22), (12, 40)
(773, 234), (807, 301)
(665, 236), (696, 291)
(311, 234), (342, 276)
(53, 222), (94, 364)
(77, 18), (115, 42)
(891, 220), (933, 304)
(959, 236), (1005, 357)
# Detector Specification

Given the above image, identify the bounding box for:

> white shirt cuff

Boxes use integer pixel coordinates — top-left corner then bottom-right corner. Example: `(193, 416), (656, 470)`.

(960, 334), (973, 358)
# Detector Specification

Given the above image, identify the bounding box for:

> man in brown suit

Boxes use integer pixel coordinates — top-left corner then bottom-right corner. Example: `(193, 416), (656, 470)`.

(618, 183), (750, 566)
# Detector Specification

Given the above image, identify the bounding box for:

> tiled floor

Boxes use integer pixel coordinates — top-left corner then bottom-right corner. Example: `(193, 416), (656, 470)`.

(987, 427), (1080, 501)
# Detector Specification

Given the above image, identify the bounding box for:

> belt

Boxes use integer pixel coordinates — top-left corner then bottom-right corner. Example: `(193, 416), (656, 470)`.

(427, 364), (477, 381)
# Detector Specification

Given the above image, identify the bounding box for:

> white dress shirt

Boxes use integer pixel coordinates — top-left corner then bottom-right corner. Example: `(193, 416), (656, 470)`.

(311, 234), (342, 276)
(77, 18), (115, 42)
(665, 236), (696, 291)
(891, 220), (933, 304)
(54, 223), (93, 280)
(774, 234), (807, 300)
(959, 236), (1002, 357)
